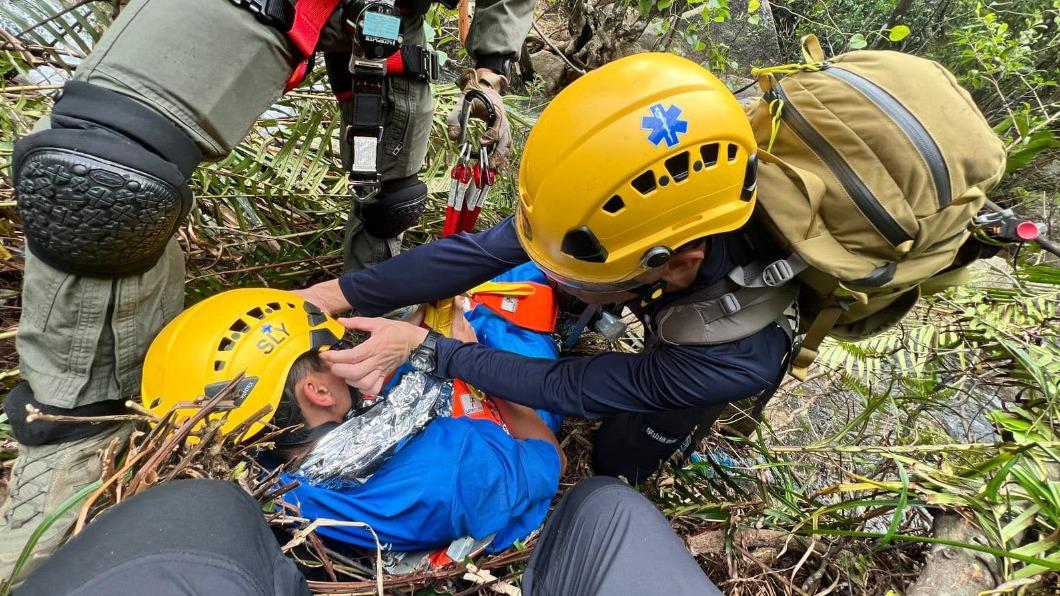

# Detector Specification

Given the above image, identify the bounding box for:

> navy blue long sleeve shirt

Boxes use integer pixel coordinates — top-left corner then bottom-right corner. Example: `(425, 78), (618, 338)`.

(339, 218), (790, 418)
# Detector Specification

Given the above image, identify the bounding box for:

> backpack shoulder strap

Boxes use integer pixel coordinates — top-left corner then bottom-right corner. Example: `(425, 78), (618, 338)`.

(654, 280), (798, 346)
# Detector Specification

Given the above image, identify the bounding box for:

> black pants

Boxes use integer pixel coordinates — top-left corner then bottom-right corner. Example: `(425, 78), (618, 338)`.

(17, 479), (309, 596)
(593, 404), (725, 485)
(524, 476), (721, 595)
(19, 477), (718, 595)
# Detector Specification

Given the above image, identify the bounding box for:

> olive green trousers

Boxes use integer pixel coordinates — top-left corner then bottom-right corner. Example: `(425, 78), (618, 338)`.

(17, 0), (433, 409)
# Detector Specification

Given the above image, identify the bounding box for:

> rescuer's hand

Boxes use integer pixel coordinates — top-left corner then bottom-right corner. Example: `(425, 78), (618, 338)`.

(450, 297), (478, 344)
(445, 68), (512, 169)
(321, 317), (428, 396)
(294, 280), (351, 315)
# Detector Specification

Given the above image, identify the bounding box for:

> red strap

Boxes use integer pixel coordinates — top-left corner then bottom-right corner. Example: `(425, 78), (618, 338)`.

(386, 51), (405, 75)
(283, 0), (342, 92)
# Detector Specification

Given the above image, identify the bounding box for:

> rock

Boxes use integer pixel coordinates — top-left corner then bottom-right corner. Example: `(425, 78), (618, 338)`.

(906, 513), (999, 596)
(720, 74), (761, 102)
(529, 50), (568, 95)
(640, 0), (782, 74)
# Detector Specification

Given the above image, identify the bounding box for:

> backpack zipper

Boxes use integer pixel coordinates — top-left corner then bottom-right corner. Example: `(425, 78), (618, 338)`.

(770, 84), (914, 247)
(825, 67), (952, 207)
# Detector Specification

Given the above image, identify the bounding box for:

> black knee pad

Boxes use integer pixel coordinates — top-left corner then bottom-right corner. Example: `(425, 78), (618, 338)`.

(14, 81), (201, 277)
(360, 175), (428, 238)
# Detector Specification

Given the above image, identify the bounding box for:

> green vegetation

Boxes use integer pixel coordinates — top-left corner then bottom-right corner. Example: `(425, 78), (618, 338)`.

(0, 0), (1058, 593)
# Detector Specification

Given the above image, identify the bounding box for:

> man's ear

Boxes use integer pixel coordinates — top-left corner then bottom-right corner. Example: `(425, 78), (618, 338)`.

(299, 375), (336, 408)
(662, 243), (706, 279)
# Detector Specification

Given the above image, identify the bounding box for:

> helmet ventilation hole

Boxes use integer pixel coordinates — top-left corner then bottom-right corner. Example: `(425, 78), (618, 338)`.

(229, 320), (250, 333)
(727, 144), (738, 162)
(664, 152), (690, 182)
(631, 171), (656, 194)
(214, 360), (226, 371)
(267, 302), (282, 310)
(700, 143), (719, 167)
(218, 337), (235, 351)
(246, 307), (265, 319)
(602, 195), (625, 214)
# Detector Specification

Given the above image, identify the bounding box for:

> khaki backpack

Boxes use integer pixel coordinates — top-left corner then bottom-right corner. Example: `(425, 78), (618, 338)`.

(740, 35), (1007, 380)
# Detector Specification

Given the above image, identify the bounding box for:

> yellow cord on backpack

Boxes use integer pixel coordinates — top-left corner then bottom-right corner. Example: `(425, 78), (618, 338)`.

(766, 97), (785, 152)
(750, 62), (825, 78)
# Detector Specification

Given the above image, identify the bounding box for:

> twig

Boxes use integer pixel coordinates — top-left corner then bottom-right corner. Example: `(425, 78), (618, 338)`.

(0, 84), (62, 94)
(530, 22), (586, 75)
(25, 404), (152, 425)
(453, 568), (524, 596)
(127, 376), (245, 494)
(74, 442), (154, 534)
(124, 400), (162, 422)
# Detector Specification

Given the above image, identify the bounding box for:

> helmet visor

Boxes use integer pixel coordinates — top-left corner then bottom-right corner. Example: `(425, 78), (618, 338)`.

(538, 263), (652, 294)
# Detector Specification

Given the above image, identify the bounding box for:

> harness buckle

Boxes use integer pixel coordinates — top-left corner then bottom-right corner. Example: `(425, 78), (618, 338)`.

(720, 293), (742, 315)
(762, 258), (796, 287)
(228, 0), (295, 32)
(404, 46), (440, 82)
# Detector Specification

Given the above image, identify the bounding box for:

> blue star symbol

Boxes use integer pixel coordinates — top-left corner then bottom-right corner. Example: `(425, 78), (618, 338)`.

(262, 324), (273, 334)
(641, 103), (688, 148)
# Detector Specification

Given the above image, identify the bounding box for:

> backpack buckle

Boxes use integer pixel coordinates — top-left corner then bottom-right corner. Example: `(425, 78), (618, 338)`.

(762, 259), (796, 286)
(720, 293), (742, 315)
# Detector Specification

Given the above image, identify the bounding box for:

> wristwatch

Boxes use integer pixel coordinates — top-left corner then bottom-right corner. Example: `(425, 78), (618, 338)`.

(409, 330), (442, 374)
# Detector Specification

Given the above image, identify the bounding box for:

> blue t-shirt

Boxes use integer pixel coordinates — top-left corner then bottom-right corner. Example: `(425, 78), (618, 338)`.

(282, 263), (563, 553)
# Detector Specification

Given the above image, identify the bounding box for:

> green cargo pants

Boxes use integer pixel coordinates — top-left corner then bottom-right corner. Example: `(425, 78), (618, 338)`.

(16, 0), (434, 409)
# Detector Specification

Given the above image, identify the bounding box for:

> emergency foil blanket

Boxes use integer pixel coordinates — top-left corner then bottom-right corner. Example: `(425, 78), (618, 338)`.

(296, 371), (452, 489)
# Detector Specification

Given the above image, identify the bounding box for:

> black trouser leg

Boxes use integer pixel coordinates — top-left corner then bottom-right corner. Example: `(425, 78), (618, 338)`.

(17, 479), (308, 596)
(522, 476), (721, 596)
(592, 404), (725, 485)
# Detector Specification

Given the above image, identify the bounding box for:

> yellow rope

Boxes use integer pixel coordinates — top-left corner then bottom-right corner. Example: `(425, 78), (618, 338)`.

(750, 62), (825, 77)
(767, 97), (785, 151)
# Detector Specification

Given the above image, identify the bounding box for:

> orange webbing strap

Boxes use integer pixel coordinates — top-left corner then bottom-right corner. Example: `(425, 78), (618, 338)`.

(283, 0), (342, 92)
(790, 302), (843, 381)
(466, 281), (559, 333)
(450, 379), (506, 427)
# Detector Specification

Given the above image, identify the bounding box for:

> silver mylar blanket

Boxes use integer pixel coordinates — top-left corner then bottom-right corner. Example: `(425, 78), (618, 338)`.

(295, 371), (452, 489)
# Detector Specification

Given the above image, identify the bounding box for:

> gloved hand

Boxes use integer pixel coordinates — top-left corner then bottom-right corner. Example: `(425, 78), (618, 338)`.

(446, 68), (512, 169)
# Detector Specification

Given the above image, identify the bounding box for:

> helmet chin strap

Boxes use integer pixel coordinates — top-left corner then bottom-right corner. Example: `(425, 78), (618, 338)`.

(633, 279), (668, 307)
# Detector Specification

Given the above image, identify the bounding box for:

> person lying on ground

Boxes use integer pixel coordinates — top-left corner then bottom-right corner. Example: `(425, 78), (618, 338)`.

(139, 282), (566, 563)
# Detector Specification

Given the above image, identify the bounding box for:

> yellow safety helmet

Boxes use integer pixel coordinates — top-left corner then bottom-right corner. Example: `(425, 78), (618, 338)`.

(141, 288), (348, 442)
(516, 52), (758, 291)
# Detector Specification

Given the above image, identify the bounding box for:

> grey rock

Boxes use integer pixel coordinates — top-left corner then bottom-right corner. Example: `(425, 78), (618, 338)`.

(640, 0), (782, 73)
(529, 50), (568, 95)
